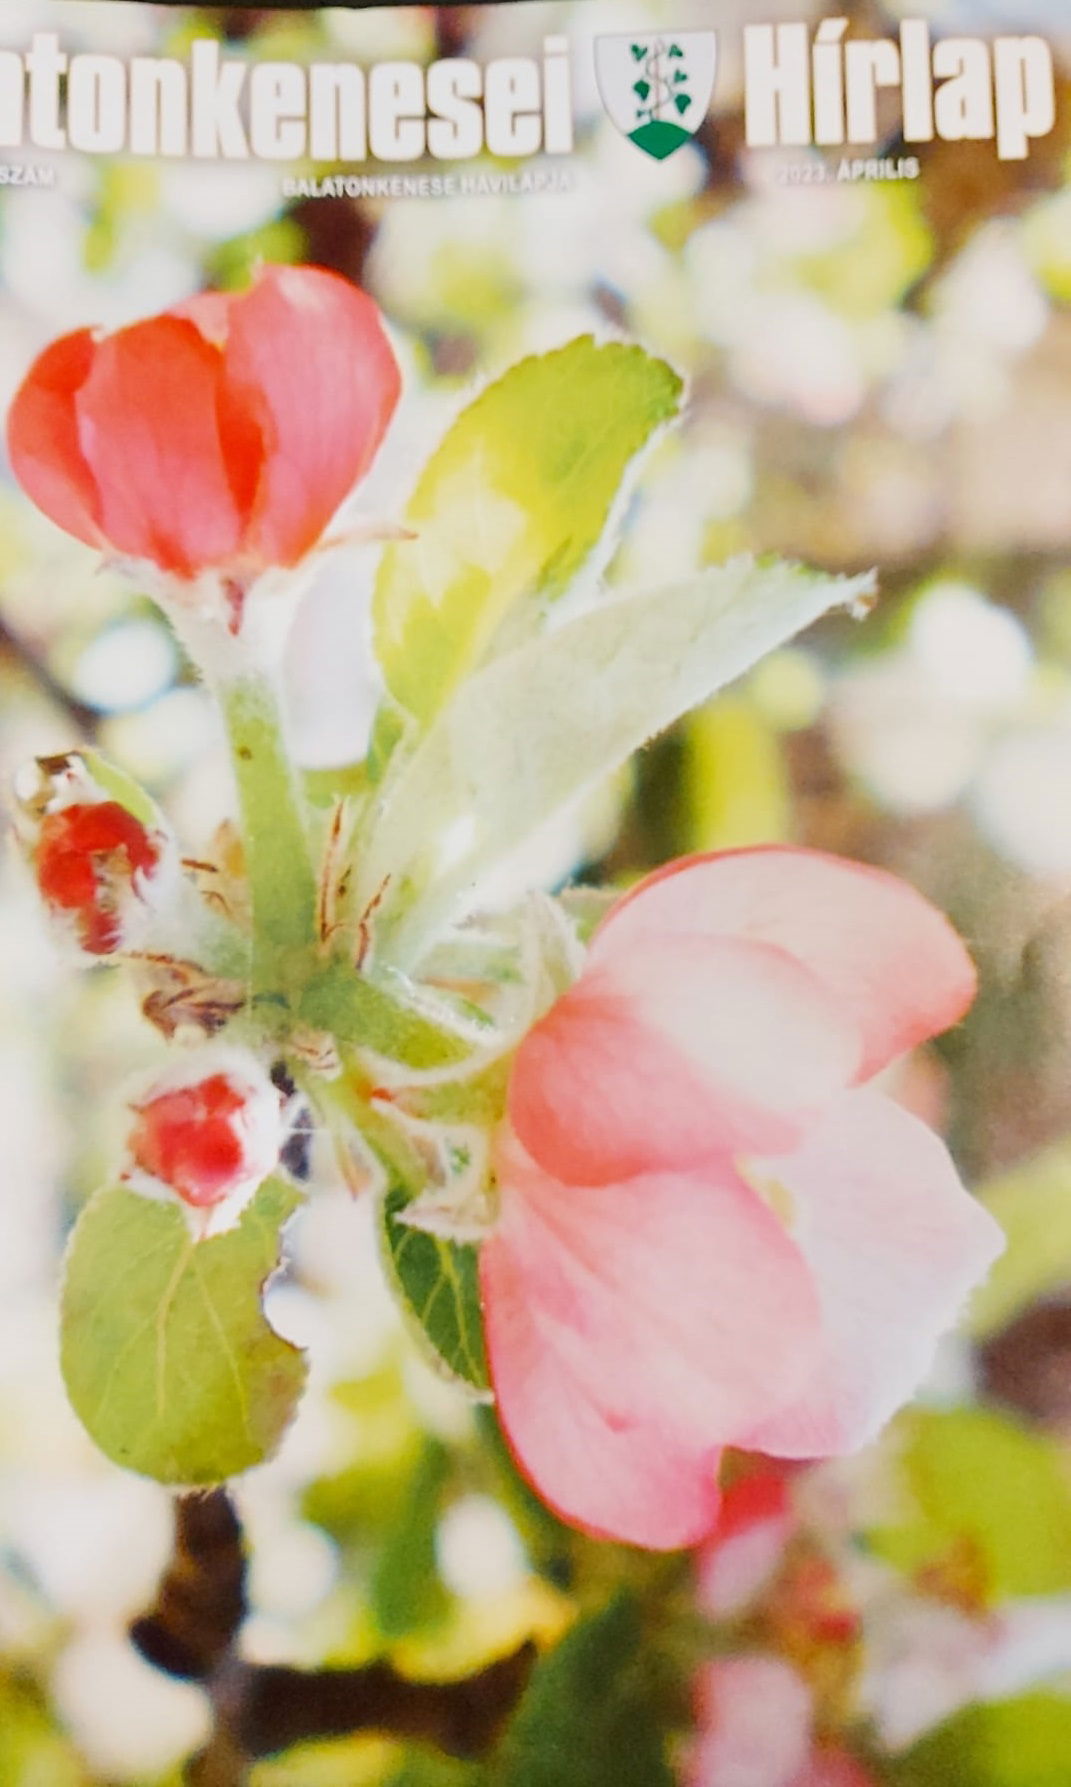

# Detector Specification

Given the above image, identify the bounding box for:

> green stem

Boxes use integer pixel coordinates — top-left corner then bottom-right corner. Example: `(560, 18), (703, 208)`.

(219, 675), (319, 1015)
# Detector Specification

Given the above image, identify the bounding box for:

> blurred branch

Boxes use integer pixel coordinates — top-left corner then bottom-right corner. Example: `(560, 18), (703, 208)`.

(0, 610), (99, 738)
(130, 1491), (247, 1681)
(131, 1490), (536, 1786)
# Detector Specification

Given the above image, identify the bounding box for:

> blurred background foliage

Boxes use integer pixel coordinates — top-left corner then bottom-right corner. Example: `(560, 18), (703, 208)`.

(2, 0), (1071, 1781)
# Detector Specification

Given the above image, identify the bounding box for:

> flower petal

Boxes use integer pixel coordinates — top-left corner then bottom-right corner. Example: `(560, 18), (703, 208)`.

(220, 265), (401, 566)
(509, 934), (859, 1184)
(6, 329), (104, 549)
(482, 1234), (722, 1549)
(481, 1128), (821, 1546)
(595, 848), (976, 1082)
(74, 316), (245, 576)
(791, 1752), (880, 1787)
(740, 1091), (1004, 1460)
(172, 289), (233, 347)
(697, 1471), (796, 1618)
(689, 1657), (813, 1787)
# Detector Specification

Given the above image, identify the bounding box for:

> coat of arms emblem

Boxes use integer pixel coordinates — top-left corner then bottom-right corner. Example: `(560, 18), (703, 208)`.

(594, 33), (718, 159)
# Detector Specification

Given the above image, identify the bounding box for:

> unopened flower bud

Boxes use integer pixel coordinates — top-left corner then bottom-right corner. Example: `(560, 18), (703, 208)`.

(14, 752), (175, 958)
(124, 1047), (285, 1224)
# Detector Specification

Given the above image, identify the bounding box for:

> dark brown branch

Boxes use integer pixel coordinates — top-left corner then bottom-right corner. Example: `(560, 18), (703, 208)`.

(228, 1646), (536, 1762)
(131, 1491), (535, 1785)
(130, 1490), (247, 1681)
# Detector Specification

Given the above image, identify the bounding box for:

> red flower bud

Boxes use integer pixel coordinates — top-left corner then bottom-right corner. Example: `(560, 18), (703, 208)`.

(15, 753), (175, 959)
(35, 799), (165, 955)
(125, 1049), (285, 1218)
(6, 264), (401, 583)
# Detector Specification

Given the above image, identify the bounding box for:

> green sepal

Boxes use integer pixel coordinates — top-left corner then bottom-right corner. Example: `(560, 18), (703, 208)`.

(79, 748), (164, 832)
(299, 964), (474, 1071)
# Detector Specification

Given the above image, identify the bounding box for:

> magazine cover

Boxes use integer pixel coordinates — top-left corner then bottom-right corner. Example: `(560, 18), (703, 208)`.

(1, 0), (1070, 1781)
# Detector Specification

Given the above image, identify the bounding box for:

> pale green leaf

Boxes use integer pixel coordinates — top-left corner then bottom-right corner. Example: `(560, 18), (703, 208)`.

(373, 337), (683, 724)
(379, 1184), (489, 1396)
(969, 1140), (1071, 1338)
(359, 557), (875, 967)
(61, 1177), (306, 1484)
(869, 1407), (1071, 1601)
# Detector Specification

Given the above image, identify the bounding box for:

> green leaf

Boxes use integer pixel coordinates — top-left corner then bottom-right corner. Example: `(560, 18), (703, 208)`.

(869, 1407), (1071, 1601)
(891, 1694), (1071, 1787)
(969, 1140), (1071, 1338)
(371, 1437), (452, 1640)
(373, 338), (683, 724)
(358, 557), (875, 967)
(379, 1184), (489, 1395)
(61, 1177), (306, 1484)
(489, 1596), (674, 1787)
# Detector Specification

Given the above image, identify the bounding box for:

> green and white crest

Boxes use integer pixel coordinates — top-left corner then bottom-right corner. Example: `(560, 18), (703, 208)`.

(594, 32), (718, 160)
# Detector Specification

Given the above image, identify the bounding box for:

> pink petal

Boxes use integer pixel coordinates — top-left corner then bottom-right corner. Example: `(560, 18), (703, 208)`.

(220, 265), (401, 566)
(172, 289), (233, 347)
(74, 316), (246, 576)
(790, 1752), (880, 1787)
(482, 1226), (722, 1550)
(6, 329), (105, 549)
(510, 934), (859, 1185)
(595, 848), (976, 1082)
(697, 1471), (795, 1618)
(690, 1657), (813, 1787)
(740, 1091), (1004, 1460)
(480, 1128), (821, 1547)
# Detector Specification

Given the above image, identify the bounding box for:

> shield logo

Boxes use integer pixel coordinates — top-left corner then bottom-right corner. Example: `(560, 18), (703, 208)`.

(594, 33), (718, 160)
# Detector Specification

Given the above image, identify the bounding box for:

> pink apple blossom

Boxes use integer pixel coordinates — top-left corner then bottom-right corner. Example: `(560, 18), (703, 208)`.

(687, 1655), (877, 1787)
(479, 847), (1004, 1549)
(6, 264), (400, 583)
(696, 1470), (797, 1619)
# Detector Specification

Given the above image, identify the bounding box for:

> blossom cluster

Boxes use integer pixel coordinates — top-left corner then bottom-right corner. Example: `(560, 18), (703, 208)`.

(7, 264), (1001, 1563)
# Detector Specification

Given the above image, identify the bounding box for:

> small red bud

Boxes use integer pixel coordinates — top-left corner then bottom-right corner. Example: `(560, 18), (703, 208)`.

(15, 753), (175, 959)
(130, 1073), (250, 1209)
(125, 1048), (285, 1220)
(35, 799), (165, 955)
